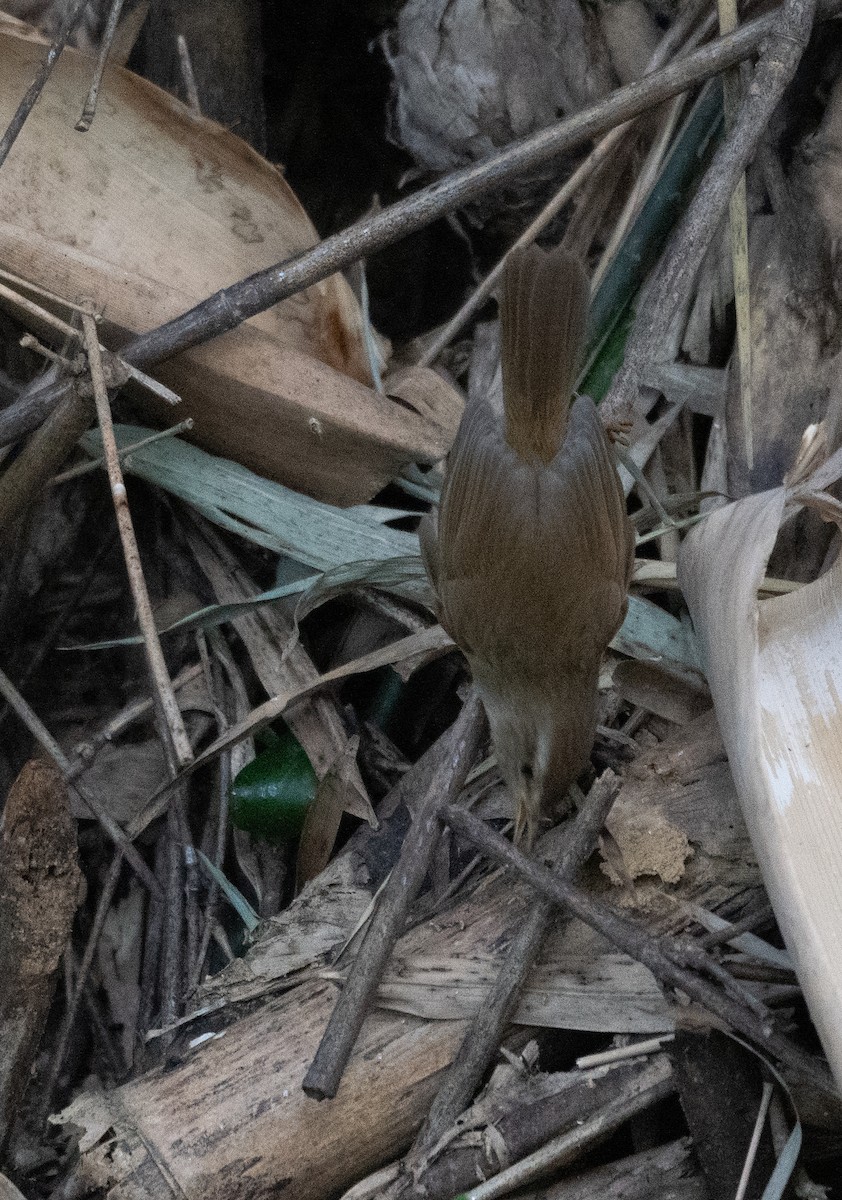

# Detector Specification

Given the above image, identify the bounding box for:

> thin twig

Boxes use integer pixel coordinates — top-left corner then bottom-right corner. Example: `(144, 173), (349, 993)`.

(601, 0), (817, 428)
(82, 309), (196, 1031)
(734, 1081), (774, 1200)
(717, 0), (753, 470)
(51, 418), (194, 485)
(412, 770), (622, 1155)
(176, 34), (202, 117)
(1, 2), (833, 450)
(76, 0), (126, 132)
(302, 695), (486, 1101)
(442, 805), (833, 1091)
(0, 0), (89, 169)
(418, 125), (628, 368)
(81, 311), (193, 771)
(458, 1068), (676, 1200)
(421, 0), (713, 367)
(0, 665), (160, 895)
(38, 850), (123, 1123)
(65, 662), (203, 782)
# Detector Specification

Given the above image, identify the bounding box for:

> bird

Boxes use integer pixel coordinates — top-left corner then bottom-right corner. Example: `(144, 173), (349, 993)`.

(421, 242), (634, 846)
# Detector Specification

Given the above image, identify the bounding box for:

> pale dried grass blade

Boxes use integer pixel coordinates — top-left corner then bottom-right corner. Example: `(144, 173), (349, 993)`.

(678, 461), (842, 1086)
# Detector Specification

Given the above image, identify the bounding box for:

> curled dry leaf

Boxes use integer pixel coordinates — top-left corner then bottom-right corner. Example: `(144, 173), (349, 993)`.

(678, 442), (842, 1087)
(0, 16), (462, 504)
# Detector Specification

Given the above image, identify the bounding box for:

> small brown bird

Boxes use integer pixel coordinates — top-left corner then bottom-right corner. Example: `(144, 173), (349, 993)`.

(421, 243), (634, 845)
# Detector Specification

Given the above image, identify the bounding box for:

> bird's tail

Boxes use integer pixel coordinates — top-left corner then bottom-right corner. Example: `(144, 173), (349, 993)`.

(501, 243), (589, 465)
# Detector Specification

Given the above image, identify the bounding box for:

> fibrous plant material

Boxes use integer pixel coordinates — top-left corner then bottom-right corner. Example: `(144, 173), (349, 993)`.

(0, 760), (81, 1151)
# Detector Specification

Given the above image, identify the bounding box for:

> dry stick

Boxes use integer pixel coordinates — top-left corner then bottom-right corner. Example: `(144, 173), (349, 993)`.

(735, 1081), (774, 1200)
(601, 0), (817, 429)
(0, 0), (89, 168)
(0, 665), (160, 895)
(65, 661), (203, 781)
(38, 850), (123, 1123)
(75, 0), (126, 132)
(419, 0), (712, 368)
(0, 0), (829, 453)
(81, 314), (193, 770)
(717, 0), (754, 470)
(456, 1069), (677, 1200)
(442, 805), (834, 1091)
(81, 311), (195, 1030)
(302, 694), (486, 1101)
(412, 770), (623, 1156)
(177, 34), (202, 117)
(51, 417), (195, 484)
(418, 127), (628, 368)
(0, 377), (93, 538)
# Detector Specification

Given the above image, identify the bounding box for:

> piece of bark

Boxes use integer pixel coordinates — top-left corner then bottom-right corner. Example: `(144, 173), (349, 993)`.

(0, 760), (81, 1150)
(671, 1029), (775, 1200)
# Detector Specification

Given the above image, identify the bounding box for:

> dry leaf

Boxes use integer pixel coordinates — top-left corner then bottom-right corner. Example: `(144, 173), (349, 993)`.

(0, 16), (461, 503)
(678, 442), (842, 1087)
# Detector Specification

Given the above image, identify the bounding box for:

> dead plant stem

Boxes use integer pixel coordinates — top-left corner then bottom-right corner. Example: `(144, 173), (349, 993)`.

(0, 0), (89, 168)
(302, 695), (485, 1101)
(601, 0), (817, 428)
(412, 770), (622, 1155)
(442, 805), (833, 1093)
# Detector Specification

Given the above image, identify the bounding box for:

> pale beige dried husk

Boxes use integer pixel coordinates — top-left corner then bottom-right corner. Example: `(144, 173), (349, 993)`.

(678, 436), (842, 1088)
(0, 15), (462, 504)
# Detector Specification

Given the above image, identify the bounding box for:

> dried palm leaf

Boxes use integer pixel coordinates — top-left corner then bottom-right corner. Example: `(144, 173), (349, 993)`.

(678, 433), (842, 1087)
(0, 15), (461, 503)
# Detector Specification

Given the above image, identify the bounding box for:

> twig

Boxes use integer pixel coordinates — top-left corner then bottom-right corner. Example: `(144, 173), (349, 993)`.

(0, 0), (89, 169)
(82, 310), (196, 1031)
(76, 0), (126, 132)
(717, 0), (753, 470)
(412, 770), (622, 1155)
(177, 34), (202, 117)
(457, 1068), (676, 1200)
(0, 277), (180, 404)
(601, 0), (817, 428)
(0, 665), (160, 895)
(576, 1034), (676, 1069)
(37, 850), (123, 1124)
(1, 1), (833, 449)
(119, 9), (806, 370)
(418, 125), (628, 368)
(302, 694), (486, 1101)
(65, 662), (203, 782)
(734, 1081), (775, 1200)
(51, 418), (194, 484)
(81, 312), (193, 771)
(442, 805), (834, 1091)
